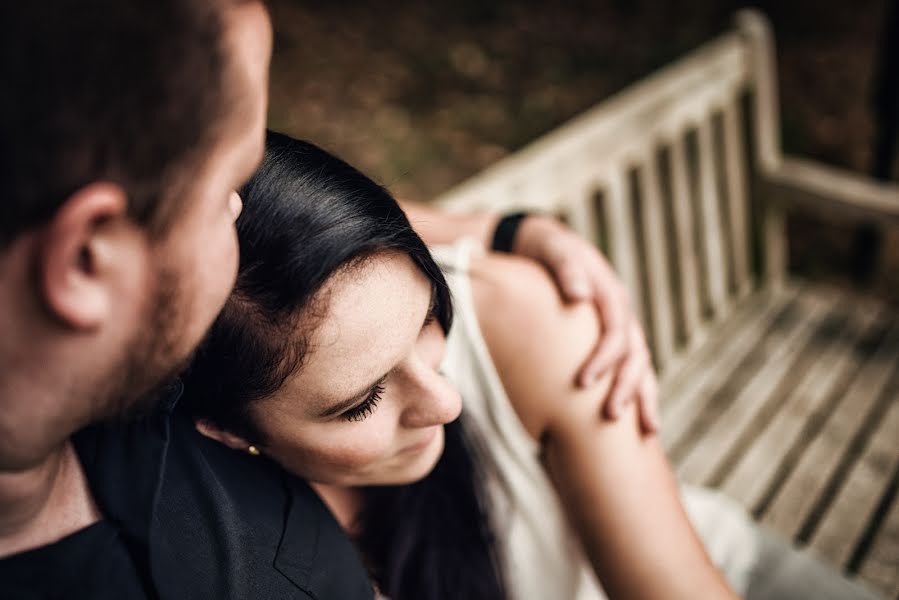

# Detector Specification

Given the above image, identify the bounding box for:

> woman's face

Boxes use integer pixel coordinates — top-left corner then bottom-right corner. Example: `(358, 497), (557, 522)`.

(246, 250), (461, 487)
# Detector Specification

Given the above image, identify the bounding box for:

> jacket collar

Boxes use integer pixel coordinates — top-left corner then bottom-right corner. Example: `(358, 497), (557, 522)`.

(76, 379), (374, 599)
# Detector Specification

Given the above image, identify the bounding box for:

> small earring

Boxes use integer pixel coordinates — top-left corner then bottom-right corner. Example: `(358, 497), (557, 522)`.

(247, 445), (261, 456)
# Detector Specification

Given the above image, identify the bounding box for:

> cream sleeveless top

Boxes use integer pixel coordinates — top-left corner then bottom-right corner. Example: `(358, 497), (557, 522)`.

(433, 239), (606, 600)
(431, 239), (762, 600)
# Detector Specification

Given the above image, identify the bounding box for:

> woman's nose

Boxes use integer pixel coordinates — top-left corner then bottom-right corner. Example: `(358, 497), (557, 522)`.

(399, 367), (462, 429)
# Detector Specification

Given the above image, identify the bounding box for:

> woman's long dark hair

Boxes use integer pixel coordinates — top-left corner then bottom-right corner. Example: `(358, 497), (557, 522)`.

(183, 131), (505, 599)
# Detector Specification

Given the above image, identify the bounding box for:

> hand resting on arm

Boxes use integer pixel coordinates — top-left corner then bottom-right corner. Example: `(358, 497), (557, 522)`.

(400, 199), (658, 432)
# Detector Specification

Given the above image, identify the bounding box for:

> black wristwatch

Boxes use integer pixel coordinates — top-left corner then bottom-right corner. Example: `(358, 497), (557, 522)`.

(490, 212), (530, 253)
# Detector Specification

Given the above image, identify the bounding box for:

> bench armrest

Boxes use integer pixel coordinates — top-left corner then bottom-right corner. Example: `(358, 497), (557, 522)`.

(762, 157), (899, 224)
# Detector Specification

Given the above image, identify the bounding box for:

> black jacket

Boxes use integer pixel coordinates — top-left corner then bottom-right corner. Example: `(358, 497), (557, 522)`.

(74, 380), (374, 599)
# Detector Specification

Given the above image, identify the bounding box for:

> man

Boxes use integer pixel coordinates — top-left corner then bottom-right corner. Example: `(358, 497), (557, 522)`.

(0, 1), (271, 595)
(0, 1), (654, 597)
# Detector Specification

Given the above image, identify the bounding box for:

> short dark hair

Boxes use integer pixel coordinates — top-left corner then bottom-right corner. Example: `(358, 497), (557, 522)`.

(183, 132), (506, 599)
(0, 0), (244, 246)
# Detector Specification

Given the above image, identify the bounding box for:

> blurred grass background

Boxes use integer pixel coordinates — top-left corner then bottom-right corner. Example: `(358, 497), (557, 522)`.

(266, 0), (897, 295)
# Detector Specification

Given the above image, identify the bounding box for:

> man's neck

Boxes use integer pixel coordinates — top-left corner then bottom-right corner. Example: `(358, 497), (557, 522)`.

(0, 441), (101, 558)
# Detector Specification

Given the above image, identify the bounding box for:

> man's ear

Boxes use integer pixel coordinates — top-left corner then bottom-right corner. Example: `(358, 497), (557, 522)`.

(37, 182), (140, 330)
(195, 419), (254, 451)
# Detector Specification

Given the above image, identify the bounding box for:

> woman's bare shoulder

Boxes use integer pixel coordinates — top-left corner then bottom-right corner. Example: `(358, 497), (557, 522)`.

(468, 252), (614, 440)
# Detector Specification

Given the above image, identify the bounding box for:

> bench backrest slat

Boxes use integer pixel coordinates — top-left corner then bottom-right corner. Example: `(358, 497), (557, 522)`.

(697, 117), (731, 321)
(602, 167), (647, 331)
(668, 133), (704, 347)
(436, 11), (783, 374)
(639, 153), (677, 367)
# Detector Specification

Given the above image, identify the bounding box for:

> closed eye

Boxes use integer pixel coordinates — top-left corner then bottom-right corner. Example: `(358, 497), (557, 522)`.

(342, 376), (387, 422)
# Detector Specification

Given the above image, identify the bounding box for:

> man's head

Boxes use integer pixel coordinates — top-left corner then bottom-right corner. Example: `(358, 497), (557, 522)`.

(0, 0), (272, 470)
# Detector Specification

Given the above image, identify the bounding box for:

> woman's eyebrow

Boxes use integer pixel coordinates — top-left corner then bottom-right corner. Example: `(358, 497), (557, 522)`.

(319, 373), (388, 418)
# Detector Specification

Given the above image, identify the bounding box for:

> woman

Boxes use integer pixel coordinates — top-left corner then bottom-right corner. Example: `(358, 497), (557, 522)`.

(182, 131), (740, 600)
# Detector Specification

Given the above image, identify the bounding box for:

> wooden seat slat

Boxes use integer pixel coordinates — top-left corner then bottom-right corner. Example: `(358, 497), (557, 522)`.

(759, 322), (899, 540)
(718, 303), (888, 509)
(808, 393), (899, 568)
(659, 287), (799, 451)
(857, 480), (899, 597)
(675, 290), (840, 484)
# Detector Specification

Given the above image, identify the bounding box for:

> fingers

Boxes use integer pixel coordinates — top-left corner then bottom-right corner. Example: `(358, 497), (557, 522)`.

(554, 254), (593, 301)
(575, 250), (634, 386)
(603, 343), (645, 420)
(578, 325), (627, 387)
(514, 214), (662, 433)
(558, 242), (618, 304)
(516, 216), (656, 417)
(526, 219), (599, 303)
(638, 373), (660, 434)
(602, 323), (660, 435)
(577, 280), (630, 386)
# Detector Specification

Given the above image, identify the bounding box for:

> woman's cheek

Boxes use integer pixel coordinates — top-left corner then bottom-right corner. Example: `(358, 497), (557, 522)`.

(316, 424), (396, 472)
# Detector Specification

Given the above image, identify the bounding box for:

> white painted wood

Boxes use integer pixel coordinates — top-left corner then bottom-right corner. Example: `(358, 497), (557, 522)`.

(696, 118), (730, 318)
(639, 155), (677, 369)
(660, 287), (800, 450)
(768, 157), (899, 223)
(562, 196), (601, 247)
(721, 99), (753, 298)
(736, 9), (788, 291)
(734, 9), (782, 174)
(719, 305), (886, 508)
(761, 322), (899, 539)
(667, 132), (704, 347)
(675, 290), (838, 484)
(602, 168), (647, 330)
(561, 177), (603, 247)
(857, 487), (899, 597)
(809, 396), (899, 567)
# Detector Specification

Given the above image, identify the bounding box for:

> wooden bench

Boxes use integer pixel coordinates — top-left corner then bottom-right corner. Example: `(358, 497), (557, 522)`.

(434, 10), (899, 598)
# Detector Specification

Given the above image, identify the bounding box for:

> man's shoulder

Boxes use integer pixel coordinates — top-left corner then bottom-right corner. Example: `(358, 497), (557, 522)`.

(0, 520), (151, 599)
(149, 406), (375, 598)
(73, 382), (374, 599)
(72, 383), (179, 556)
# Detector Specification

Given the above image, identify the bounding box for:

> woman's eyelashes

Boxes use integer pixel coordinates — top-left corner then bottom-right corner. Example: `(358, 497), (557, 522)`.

(343, 376), (388, 422)
(341, 295), (437, 424)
